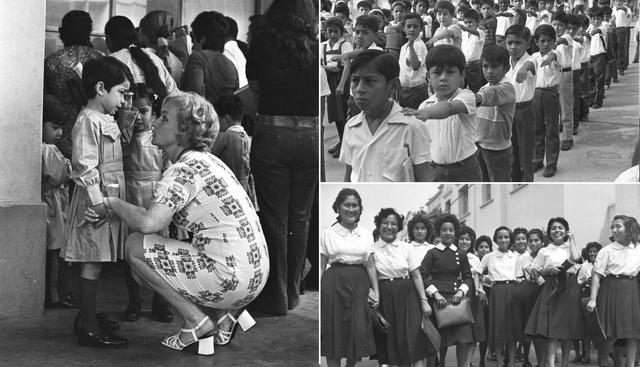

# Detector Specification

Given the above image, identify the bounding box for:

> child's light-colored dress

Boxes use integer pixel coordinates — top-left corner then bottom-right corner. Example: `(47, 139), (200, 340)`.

(42, 143), (71, 250)
(63, 107), (127, 262)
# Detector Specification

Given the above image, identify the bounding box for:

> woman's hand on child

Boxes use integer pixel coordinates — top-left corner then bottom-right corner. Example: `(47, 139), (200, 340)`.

(84, 203), (107, 223)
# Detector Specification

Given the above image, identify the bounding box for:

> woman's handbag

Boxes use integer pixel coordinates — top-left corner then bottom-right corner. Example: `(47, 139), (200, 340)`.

(368, 305), (390, 333)
(433, 297), (474, 328)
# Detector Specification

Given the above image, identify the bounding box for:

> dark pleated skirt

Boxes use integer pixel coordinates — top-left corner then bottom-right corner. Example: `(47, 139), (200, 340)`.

(524, 274), (584, 340)
(596, 276), (640, 339)
(514, 280), (542, 341)
(489, 282), (523, 343)
(321, 263), (376, 358)
(374, 278), (431, 364)
(470, 290), (487, 343)
(430, 293), (475, 347)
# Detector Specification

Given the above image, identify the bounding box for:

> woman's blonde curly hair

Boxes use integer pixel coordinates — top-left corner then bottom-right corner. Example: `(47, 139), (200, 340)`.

(162, 92), (220, 151)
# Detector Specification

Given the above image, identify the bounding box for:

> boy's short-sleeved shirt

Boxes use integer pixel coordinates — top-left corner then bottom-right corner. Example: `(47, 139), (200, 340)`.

(479, 16), (497, 46)
(532, 51), (561, 88)
(525, 14), (539, 34)
(589, 30), (606, 56)
(399, 38), (428, 87)
(496, 10), (516, 37)
(581, 37), (591, 63)
(461, 29), (486, 62)
(418, 88), (478, 164)
(538, 10), (552, 25)
(506, 53), (537, 102)
(571, 40), (583, 70)
(556, 34), (574, 69)
(434, 23), (463, 48)
(476, 76), (516, 150)
(339, 101), (432, 182)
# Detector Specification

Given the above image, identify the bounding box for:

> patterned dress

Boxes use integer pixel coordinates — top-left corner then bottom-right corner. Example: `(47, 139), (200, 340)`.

(44, 45), (104, 158)
(143, 150), (269, 308)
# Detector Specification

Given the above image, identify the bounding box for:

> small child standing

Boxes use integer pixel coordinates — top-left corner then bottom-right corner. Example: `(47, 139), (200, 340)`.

(460, 9), (487, 92)
(404, 45), (481, 182)
(212, 94), (258, 207)
(551, 12), (575, 152)
(588, 7), (608, 109)
(475, 45), (517, 182)
(427, 1), (463, 49)
(61, 56), (130, 348)
(339, 50), (432, 182)
(531, 25), (562, 178)
(413, 0), (434, 40)
(42, 95), (74, 309)
(567, 15), (584, 136)
(398, 12), (429, 109)
(386, 1), (409, 58)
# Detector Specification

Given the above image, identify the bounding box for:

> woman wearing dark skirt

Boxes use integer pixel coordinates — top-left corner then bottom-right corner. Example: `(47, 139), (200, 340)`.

(421, 214), (475, 367)
(480, 226), (522, 367)
(525, 217), (583, 367)
(586, 215), (640, 367)
(321, 188), (378, 367)
(372, 208), (433, 367)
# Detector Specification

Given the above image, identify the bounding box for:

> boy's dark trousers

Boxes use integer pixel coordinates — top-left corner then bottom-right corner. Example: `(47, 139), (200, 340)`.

(398, 84), (429, 109)
(511, 99), (536, 182)
(477, 145), (514, 182)
(427, 153), (483, 181)
(465, 60), (483, 93)
(533, 86), (560, 168)
(572, 69), (582, 130)
(326, 70), (349, 140)
(590, 54), (606, 106)
(579, 62), (589, 120)
(616, 26), (630, 71)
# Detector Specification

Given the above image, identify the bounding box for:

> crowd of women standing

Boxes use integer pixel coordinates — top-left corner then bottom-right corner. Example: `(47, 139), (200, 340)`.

(321, 188), (640, 367)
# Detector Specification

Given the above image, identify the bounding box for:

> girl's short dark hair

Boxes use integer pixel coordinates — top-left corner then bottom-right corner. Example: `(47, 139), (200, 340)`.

(474, 235), (493, 252)
(374, 208), (405, 232)
(583, 241), (602, 262)
(425, 45), (466, 73)
(535, 24), (556, 40)
(457, 225), (477, 247)
(481, 45), (510, 69)
(546, 217), (570, 242)
(463, 9), (482, 22)
(493, 225), (514, 246)
(81, 57), (129, 99)
(163, 92), (220, 151)
(334, 2), (350, 16)
(351, 50), (400, 81)
(527, 228), (544, 241)
(407, 212), (432, 242)
(513, 227), (528, 239)
(43, 95), (66, 126)
(191, 11), (229, 52)
(612, 215), (640, 244)
(132, 83), (160, 116)
(434, 0), (456, 15)
(332, 188), (363, 224)
(505, 24), (531, 41)
(325, 16), (346, 34)
(59, 10), (93, 47)
(434, 214), (460, 236)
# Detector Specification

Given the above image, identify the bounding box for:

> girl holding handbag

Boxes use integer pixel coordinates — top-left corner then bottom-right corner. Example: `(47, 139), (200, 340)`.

(372, 208), (433, 367)
(420, 214), (475, 367)
(480, 226), (522, 367)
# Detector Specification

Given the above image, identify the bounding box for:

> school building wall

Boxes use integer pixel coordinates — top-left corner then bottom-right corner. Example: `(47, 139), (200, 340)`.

(0, 0), (47, 320)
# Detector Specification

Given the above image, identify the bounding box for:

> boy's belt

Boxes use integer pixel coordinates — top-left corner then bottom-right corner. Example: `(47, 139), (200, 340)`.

(516, 100), (533, 109)
(401, 83), (427, 91)
(257, 115), (318, 129)
(561, 67), (572, 72)
(536, 85), (558, 91)
(431, 152), (476, 168)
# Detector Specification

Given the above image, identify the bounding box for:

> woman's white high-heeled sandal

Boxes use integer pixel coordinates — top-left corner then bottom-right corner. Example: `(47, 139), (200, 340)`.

(214, 310), (256, 346)
(161, 316), (214, 355)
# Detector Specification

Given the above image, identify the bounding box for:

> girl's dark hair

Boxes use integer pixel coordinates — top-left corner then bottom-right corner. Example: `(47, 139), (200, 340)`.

(434, 214), (460, 236)
(527, 228), (544, 242)
(105, 16), (167, 102)
(81, 57), (129, 99)
(226, 16), (240, 39)
(513, 227), (528, 239)
(474, 235), (493, 252)
(332, 188), (363, 224)
(191, 11), (229, 52)
(612, 215), (640, 244)
(139, 11), (177, 74)
(43, 95), (66, 126)
(374, 208), (404, 232)
(324, 17), (346, 34)
(583, 241), (602, 262)
(493, 225), (514, 246)
(457, 225), (477, 248)
(546, 217), (570, 243)
(351, 50), (399, 81)
(59, 10), (93, 47)
(505, 24), (531, 41)
(407, 212), (432, 242)
(132, 83), (160, 116)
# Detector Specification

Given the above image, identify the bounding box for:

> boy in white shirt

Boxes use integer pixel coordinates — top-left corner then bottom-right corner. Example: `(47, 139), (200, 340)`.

(427, 1), (463, 49)
(460, 9), (486, 92)
(537, 0), (552, 25)
(402, 45), (482, 181)
(339, 50), (432, 182)
(398, 12), (430, 108)
(576, 15), (591, 123)
(612, 0), (632, 74)
(587, 7), (607, 109)
(496, 0), (516, 46)
(551, 12), (575, 152)
(567, 15), (584, 136)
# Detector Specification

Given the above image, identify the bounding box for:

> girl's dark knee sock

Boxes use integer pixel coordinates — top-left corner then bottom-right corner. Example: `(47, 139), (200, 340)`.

(79, 277), (99, 331)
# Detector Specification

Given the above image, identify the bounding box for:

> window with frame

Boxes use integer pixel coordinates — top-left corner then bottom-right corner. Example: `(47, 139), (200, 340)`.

(458, 185), (469, 215)
(445, 200), (451, 214)
(482, 184), (492, 203)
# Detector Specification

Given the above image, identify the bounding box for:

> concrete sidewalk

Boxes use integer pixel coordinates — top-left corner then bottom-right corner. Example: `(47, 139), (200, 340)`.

(0, 264), (319, 367)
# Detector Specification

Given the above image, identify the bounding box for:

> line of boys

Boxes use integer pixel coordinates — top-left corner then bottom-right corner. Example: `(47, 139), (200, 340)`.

(320, 0), (635, 182)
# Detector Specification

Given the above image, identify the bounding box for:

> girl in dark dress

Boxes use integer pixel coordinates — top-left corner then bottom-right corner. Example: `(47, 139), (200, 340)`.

(421, 214), (475, 367)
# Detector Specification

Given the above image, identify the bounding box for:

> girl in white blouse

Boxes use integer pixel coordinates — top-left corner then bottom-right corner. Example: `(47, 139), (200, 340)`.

(408, 211), (435, 262)
(524, 217), (583, 367)
(586, 215), (640, 367)
(321, 188), (378, 367)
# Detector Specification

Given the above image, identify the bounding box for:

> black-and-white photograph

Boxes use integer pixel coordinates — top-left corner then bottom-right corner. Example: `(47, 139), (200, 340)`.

(320, 183), (640, 367)
(320, 0), (640, 182)
(0, 1), (318, 366)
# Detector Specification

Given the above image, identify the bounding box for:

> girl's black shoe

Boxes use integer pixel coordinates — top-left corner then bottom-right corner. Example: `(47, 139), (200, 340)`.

(76, 322), (128, 348)
(123, 304), (141, 322)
